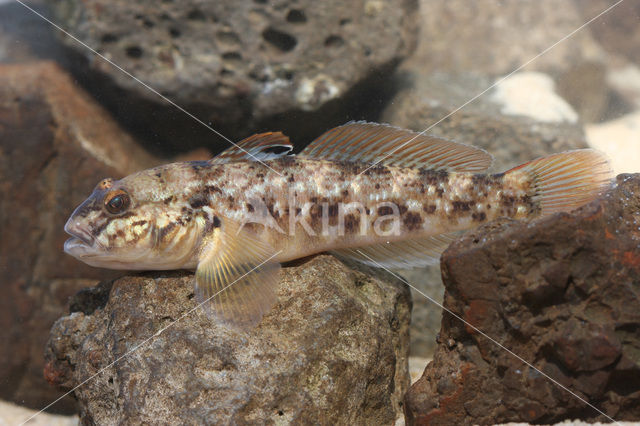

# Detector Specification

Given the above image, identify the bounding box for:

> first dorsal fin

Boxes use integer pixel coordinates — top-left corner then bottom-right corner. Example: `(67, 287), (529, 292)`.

(300, 122), (492, 172)
(210, 132), (293, 164)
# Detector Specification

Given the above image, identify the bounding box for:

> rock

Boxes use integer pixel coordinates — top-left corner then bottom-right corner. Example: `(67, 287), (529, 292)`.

(0, 399), (78, 426)
(607, 64), (640, 110)
(396, 266), (444, 358)
(45, 255), (411, 424)
(554, 61), (612, 124)
(578, 0), (640, 65)
(491, 72), (579, 124)
(586, 110), (640, 175)
(48, 0), (418, 153)
(410, 0), (605, 76)
(0, 61), (157, 413)
(0, 1), (69, 65)
(404, 174), (640, 424)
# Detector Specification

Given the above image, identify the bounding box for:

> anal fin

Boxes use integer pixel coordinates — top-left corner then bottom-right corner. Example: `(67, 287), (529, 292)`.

(195, 221), (281, 329)
(331, 231), (462, 269)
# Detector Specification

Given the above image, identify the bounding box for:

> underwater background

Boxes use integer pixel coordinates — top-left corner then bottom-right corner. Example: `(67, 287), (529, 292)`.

(1, 0), (639, 424)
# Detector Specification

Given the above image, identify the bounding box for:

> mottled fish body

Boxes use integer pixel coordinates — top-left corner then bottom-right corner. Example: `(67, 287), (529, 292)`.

(64, 123), (613, 328)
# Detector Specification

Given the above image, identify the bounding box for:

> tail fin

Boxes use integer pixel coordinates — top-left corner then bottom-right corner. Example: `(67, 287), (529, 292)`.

(507, 149), (613, 216)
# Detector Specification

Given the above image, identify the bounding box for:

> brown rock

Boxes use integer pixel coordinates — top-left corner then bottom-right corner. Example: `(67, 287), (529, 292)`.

(48, 0), (419, 153)
(404, 174), (640, 424)
(0, 61), (157, 412)
(45, 255), (411, 424)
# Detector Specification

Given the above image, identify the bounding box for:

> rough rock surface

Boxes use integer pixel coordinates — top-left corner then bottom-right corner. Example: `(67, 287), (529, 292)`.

(49, 0), (418, 153)
(45, 255), (411, 424)
(404, 174), (640, 425)
(0, 61), (157, 412)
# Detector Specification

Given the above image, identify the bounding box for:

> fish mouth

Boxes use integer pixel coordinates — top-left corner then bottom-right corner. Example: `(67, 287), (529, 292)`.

(63, 219), (96, 254)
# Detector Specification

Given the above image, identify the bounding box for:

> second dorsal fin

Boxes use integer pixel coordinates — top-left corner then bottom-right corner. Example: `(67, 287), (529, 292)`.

(300, 122), (492, 172)
(210, 132), (293, 164)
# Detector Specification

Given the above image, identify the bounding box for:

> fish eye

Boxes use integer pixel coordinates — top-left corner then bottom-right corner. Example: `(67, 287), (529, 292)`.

(104, 190), (131, 215)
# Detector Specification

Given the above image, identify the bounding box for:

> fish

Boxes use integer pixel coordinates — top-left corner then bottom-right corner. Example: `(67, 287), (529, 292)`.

(64, 122), (613, 328)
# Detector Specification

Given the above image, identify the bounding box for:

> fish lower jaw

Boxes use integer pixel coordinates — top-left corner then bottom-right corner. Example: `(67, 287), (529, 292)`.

(63, 237), (97, 257)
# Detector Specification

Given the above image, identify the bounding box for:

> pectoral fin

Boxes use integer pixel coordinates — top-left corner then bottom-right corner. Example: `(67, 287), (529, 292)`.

(195, 220), (281, 329)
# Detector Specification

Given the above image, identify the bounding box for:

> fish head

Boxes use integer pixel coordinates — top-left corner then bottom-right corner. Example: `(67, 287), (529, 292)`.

(64, 168), (203, 270)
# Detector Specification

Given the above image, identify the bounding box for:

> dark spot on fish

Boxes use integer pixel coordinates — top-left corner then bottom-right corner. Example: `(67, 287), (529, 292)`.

(131, 220), (147, 227)
(247, 203), (254, 212)
(378, 206), (393, 216)
(472, 174), (490, 185)
(295, 207), (302, 215)
(177, 207), (193, 226)
(364, 165), (391, 177)
(452, 201), (472, 212)
(419, 169), (449, 186)
(189, 195), (208, 209)
(256, 173), (265, 179)
(266, 202), (280, 220)
(327, 203), (339, 225)
(501, 194), (516, 208)
(403, 211), (422, 230)
(436, 188), (444, 197)
(310, 197), (318, 204)
(342, 189), (349, 197)
(163, 196), (174, 205)
(158, 222), (176, 240)
(424, 204), (436, 214)
(375, 183), (380, 189)
(213, 216), (221, 228)
(288, 175), (295, 183)
(472, 211), (487, 222)
(343, 214), (360, 233)
(204, 185), (222, 194)
(487, 204), (491, 209)
(365, 207), (370, 215)
(155, 172), (162, 178)
(309, 204), (323, 220)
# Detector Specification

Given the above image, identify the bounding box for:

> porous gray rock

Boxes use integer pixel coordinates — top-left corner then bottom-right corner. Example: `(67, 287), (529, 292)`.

(405, 174), (640, 424)
(45, 255), (411, 424)
(0, 61), (157, 413)
(49, 0), (418, 153)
